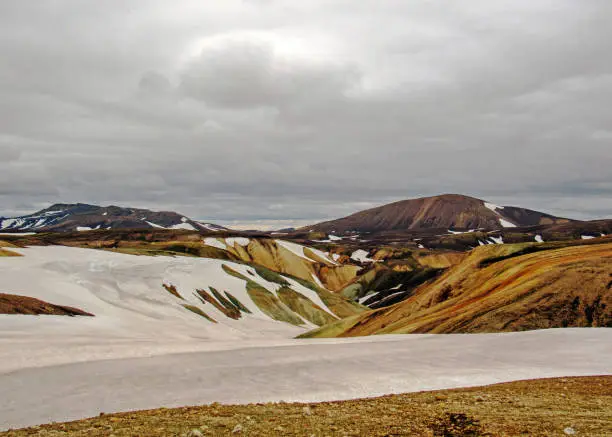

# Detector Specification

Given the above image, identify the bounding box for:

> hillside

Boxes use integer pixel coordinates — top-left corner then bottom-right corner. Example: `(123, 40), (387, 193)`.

(305, 194), (570, 233)
(301, 240), (612, 337)
(0, 244), (364, 338)
(0, 203), (225, 233)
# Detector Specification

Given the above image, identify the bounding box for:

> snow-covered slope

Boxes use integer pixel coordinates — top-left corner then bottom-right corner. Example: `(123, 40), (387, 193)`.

(0, 203), (225, 233)
(0, 246), (348, 342)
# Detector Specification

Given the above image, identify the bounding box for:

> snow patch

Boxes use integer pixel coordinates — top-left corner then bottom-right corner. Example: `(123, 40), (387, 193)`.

(170, 222), (196, 231)
(535, 235), (544, 243)
(351, 249), (374, 263)
(226, 237), (250, 247)
(499, 218), (516, 228)
(76, 226), (92, 232)
(581, 235), (595, 240)
(203, 237), (227, 250)
(484, 202), (504, 211)
(145, 221), (166, 229)
(489, 236), (504, 244)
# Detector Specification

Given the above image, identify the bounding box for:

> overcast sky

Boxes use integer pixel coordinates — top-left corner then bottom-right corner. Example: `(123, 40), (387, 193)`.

(1, 1), (611, 226)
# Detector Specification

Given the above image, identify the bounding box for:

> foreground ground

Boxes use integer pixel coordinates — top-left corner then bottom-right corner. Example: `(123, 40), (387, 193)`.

(2, 376), (610, 436)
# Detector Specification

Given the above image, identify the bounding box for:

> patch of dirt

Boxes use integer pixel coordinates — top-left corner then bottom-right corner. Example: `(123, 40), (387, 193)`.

(0, 293), (93, 316)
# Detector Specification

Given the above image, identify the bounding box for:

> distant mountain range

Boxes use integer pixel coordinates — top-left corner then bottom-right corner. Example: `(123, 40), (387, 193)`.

(305, 194), (571, 233)
(0, 194), (582, 234)
(0, 203), (226, 233)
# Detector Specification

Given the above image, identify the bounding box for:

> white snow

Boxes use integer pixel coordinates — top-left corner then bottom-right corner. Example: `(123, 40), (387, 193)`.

(180, 217), (188, 223)
(0, 246), (350, 346)
(0, 232), (36, 236)
(581, 235), (595, 240)
(226, 237), (250, 247)
(0, 218), (17, 229)
(199, 223), (223, 232)
(0, 328), (610, 430)
(275, 239), (337, 265)
(170, 222), (197, 231)
(358, 293), (375, 304)
(417, 244), (425, 249)
(310, 273), (325, 288)
(478, 240), (486, 246)
(76, 226), (92, 232)
(203, 237), (227, 250)
(499, 218), (517, 228)
(535, 235), (544, 243)
(328, 234), (342, 241)
(489, 236), (504, 244)
(145, 221), (166, 229)
(102, 212), (107, 216)
(351, 249), (374, 263)
(484, 202), (504, 212)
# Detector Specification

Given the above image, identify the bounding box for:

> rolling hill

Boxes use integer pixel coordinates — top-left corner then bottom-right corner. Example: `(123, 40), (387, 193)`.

(305, 194), (570, 233)
(301, 239), (612, 337)
(0, 203), (225, 233)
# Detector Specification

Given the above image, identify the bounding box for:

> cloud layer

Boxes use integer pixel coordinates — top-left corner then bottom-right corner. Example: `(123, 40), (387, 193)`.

(1, 0), (611, 223)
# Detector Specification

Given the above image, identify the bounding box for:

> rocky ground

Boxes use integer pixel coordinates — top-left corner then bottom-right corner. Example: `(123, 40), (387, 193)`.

(2, 376), (610, 436)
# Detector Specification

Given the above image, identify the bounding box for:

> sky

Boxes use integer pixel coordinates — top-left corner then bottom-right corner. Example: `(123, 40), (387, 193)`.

(1, 1), (611, 227)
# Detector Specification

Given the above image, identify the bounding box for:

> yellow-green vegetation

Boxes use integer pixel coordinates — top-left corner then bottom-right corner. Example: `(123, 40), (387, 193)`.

(304, 241), (612, 337)
(195, 288), (241, 320)
(290, 276), (367, 319)
(245, 281), (304, 326)
(224, 291), (251, 314)
(0, 240), (21, 257)
(182, 304), (216, 323)
(162, 284), (183, 300)
(4, 376), (609, 436)
(221, 264), (249, 281)
(0, 248), (21, 257)
(276, 287), (338, 326)
(252, 265), (289, 286)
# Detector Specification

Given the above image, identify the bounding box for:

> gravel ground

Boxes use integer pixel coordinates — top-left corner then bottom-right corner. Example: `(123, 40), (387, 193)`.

(2, 376), (610, 436)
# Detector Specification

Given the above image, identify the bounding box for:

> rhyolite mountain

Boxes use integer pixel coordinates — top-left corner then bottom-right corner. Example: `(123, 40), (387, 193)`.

(305, 194), (571, 233)
(0, 203), (226, 233)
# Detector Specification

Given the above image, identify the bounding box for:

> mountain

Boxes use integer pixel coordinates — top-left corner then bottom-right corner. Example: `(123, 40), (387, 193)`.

(305, 194), (570, 233)
(0, 203), (226, 233)
(301, 239), (612, 338)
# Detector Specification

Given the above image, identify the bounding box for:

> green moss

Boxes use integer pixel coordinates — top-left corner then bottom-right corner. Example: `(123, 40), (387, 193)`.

(222, 264), (249, 281)
(245, 281), (304, 326)
(182, 304), (216, 323)
(195, 288), (241, 320)
(253, 265), (290, 286)
(210, 287), (241, 313)
(224, 291), (252, 314)
(277, 287), (338, 326)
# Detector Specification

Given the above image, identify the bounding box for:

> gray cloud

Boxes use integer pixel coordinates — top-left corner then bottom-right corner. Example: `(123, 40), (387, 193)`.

(0, 1), (611, 223)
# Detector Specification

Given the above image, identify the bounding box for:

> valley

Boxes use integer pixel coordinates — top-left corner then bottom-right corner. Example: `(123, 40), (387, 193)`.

(1, 196), (610, 434)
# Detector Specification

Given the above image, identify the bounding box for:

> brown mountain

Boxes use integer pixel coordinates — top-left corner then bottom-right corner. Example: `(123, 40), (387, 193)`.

(305, 194), (570, 233)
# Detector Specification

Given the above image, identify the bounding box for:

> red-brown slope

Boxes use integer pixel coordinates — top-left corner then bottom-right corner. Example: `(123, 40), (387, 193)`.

(0, 293), (94, 316)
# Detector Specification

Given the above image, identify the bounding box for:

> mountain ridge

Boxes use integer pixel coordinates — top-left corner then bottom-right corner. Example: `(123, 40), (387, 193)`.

(304, 194), (572, 233)
(0, 203), (226, 233)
